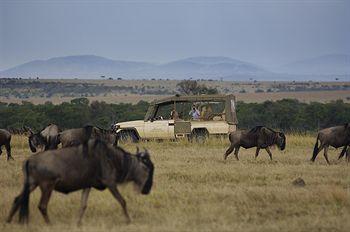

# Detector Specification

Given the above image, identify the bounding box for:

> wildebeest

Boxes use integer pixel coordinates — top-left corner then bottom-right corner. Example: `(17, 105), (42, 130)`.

(0, 129), (13, 160)
(28, 124), (60, 152)
(310, 123), (350, 164)
(224, 126), (286, 161)
(57, 125), (118, 148)
(94, 126), (119, 146)
(6, 139), (154, 225)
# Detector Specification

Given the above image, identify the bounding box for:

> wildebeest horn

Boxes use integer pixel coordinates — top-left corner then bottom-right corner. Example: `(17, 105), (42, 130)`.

(25, 126), (34, 135)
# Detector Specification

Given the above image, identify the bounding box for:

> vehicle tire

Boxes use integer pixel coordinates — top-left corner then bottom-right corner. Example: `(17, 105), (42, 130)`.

(118, 130), (139, 143)
(192, 129), (209, 143)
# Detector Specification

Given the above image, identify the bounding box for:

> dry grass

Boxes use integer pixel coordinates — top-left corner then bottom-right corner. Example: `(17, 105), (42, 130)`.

(1, 90), (349, 105)
(0, 135), (349, 232)
(1, 79), (349, 104)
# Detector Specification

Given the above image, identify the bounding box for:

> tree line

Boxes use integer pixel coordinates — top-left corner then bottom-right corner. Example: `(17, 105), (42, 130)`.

(0, 98), (349, 132)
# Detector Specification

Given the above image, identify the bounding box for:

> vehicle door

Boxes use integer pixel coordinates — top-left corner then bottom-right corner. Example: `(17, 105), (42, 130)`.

(144, 103), (174, 139)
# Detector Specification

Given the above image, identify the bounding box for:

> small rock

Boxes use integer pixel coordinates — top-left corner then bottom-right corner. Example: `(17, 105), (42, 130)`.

(292, 177), (306, 187)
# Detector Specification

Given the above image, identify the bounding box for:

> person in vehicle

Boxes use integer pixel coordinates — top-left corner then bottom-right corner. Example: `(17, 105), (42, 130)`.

(201, 104), (214, 120)
(171, 110), (180, 120)
(189, 105), (200, 120)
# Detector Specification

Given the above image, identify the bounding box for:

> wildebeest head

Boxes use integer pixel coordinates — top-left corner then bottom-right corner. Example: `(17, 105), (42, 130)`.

(133, 148), (154, 195)
(28, 132), (47, 152)
(276, 132), (286, 151)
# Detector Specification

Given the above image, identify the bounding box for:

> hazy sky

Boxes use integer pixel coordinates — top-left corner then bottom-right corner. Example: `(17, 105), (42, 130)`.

(0, 0), (349, 70)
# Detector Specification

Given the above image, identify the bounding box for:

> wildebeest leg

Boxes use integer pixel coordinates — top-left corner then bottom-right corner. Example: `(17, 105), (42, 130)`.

(311, 143), (324, 162)
(0, 145), (2, 155)
(254, 148), (260, 159)
(265, 147), (273, 160)
(234, 146), (240, 160)
(323, 146), (330, 165)
(77, 188), (91, 226)
(38, 183), (55, 224)
(224, 144), (235, 160)
(6, 184), (37, 223)
(338, 145), (348, 160)
(108, 186), (131, 223)
(5, 143), (13, 160)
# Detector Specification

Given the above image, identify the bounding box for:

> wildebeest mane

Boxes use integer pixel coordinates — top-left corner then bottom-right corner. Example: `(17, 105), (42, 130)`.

(248, 126), (277, 134)
(91, 140), (132, 182)
(248, 126), (279, 148)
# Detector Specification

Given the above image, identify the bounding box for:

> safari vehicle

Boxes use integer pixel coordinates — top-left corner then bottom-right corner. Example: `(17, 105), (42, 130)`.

(115, 94), (238, 142)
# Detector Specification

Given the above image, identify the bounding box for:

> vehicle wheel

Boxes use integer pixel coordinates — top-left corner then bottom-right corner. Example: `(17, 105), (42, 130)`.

(192, 129), (209, 143)
(118, 130), (139, 143)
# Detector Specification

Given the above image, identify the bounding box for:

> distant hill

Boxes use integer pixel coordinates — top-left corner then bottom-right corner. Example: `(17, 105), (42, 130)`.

(280, 54), (350, 75)
(1, 54), (349, 80)
(0, 55), (154, 78)
(0, 55), (270, 80)
(154, 56), (268, 79)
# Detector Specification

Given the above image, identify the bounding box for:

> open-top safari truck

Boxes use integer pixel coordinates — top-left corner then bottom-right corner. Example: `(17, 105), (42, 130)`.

(115, 94), (238, 142)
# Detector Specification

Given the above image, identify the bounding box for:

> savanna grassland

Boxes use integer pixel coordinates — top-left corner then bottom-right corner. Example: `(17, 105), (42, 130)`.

(1, 79), (349, 104)
(0, 135), (349, 232)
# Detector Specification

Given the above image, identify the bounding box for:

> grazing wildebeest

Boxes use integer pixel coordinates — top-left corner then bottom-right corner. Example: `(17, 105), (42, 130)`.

(6, 140), (154, 225)
(56, 125), (94, 148)
(0, 129), (13, 160)
(58, 125), (118, 148)
(94, 126), (118, 147)
(28, 124), (60, 152)
(310, 123), (350, 164)
(224, 126), (286, 161)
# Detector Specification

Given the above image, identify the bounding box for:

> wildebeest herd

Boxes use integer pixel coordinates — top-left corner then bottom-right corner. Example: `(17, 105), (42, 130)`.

(0, 123), (349, 225)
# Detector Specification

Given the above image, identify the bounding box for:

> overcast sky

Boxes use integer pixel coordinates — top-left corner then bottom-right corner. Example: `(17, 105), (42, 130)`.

(0, 0), (349, 70)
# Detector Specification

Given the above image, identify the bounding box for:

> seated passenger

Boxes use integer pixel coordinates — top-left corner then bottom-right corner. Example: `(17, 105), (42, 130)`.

(189, 105), (200, 120)
(201, 105), (214, 120)
(171, 110), (180, 120)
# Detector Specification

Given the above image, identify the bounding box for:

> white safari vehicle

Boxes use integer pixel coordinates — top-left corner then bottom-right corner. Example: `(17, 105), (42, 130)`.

(115, 94), (238, 142)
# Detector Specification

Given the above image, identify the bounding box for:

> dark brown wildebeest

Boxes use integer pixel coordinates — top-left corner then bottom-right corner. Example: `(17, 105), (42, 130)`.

(224, 126), (286, 161)
(58, 125), (117, 148)
(0, 129), (13, 160)
(94, 126), (119, 146)
(6, 139), (154, 225)
(56, 125), (94, 148)
(310, 123), (350, 164)
(28, 124), (60, 152)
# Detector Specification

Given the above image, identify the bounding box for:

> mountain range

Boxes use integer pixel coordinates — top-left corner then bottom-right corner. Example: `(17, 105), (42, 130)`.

(0, 54), (349, 81)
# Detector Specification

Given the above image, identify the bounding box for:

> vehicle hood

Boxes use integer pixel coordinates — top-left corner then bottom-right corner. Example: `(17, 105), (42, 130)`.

(116, 120), (145, 128)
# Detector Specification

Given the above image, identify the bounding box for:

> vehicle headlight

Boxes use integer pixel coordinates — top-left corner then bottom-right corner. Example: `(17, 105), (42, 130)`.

(111, 124), (120, 131)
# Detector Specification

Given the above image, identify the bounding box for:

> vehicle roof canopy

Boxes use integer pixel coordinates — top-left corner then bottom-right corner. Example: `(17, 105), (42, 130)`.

(150, 94), (236, 106)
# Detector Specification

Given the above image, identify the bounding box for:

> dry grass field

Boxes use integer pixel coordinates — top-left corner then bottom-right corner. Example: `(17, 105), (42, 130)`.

(2, 90), (350, 105)
(1, 79), (349, 104)
(0, 135), (349, 232)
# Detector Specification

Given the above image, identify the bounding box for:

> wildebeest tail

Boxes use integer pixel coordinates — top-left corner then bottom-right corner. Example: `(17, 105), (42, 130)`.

(311, 135), (319, 161)
(19, 160), (31, 224)
(228, 133), (234, 143)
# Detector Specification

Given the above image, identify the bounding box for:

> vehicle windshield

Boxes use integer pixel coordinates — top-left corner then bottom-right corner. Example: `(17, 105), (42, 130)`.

(154, 103), (174, 120)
